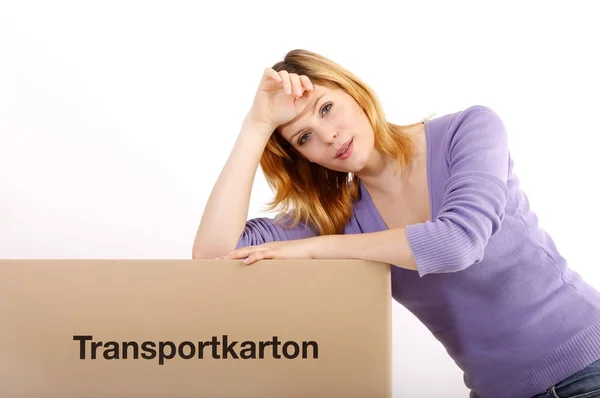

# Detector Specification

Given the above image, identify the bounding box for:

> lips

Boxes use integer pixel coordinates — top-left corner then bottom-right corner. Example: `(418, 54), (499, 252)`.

(335, 138), (353, 158)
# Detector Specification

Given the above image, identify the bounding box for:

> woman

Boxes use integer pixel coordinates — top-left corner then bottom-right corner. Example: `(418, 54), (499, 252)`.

(192, 49), (600, 398)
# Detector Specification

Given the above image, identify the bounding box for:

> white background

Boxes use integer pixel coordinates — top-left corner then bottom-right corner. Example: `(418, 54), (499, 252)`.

(1, 1), (598, 396)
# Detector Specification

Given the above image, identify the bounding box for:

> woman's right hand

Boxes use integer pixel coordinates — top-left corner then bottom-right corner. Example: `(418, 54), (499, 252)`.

(246, 67), (314, 133)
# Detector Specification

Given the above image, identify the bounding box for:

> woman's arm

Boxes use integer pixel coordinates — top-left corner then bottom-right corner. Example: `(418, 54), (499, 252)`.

(192, 68), (316, 259)
(192, 117), (273, 259)
(314, 228), (417, 270)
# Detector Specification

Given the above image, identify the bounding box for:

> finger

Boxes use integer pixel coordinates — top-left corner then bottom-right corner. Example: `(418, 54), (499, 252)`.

(294, 90), (311, 111)
(265, 67), (281, 80)
(264, 67), (283, 83)
(221, 247), (253, 259)
(289, 73), (303, 98)
(299, 75), (313, 92)
(243, 250), (274, 265)
(278, 70), (292, 95)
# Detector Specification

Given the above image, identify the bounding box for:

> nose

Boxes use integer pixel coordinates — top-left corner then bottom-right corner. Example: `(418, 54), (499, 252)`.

(319, 129), (338, 145)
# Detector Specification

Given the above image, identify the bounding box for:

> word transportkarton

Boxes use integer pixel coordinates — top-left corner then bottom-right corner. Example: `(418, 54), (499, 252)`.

(73, 335), (320, 365)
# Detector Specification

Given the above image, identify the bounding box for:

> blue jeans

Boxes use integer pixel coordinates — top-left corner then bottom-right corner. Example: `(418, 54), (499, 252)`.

(531, 359), (600, 397)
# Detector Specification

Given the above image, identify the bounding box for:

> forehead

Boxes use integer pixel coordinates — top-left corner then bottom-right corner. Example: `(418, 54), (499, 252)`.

(278, 84), (337, 138)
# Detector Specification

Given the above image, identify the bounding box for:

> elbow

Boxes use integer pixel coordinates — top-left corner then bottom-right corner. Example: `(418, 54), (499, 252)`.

(191, 240), (217, 259)
(192, 245), (224, 260)
(192, 240), (241, 260)
(192, 248), (206, 260)
(192, 246), (208, 259)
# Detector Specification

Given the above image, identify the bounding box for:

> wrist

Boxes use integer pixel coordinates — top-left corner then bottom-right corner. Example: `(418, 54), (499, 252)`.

(241, 115), (277, 138)
(311, 234), (347, 259)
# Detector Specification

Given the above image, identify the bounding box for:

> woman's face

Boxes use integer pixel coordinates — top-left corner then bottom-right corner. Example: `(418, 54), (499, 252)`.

(277, 85), (375, 174)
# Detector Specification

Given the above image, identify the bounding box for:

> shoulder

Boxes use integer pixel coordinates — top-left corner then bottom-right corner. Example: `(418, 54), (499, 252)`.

(429, 105), (505, 135)
(452, 104), (500, 121)
(448, 105), (506, 133)
(427, 105), (508, 154)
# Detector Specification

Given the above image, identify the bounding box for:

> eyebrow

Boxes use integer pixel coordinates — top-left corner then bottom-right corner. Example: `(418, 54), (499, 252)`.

(288, 94), (325, 143)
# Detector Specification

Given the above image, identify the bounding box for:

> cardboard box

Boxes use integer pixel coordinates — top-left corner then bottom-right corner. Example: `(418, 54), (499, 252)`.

(0, 259), (392, 398)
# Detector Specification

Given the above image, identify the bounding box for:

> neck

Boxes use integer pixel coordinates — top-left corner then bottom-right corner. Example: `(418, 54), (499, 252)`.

(355, 149), (404, 195)
(356, 123), (426, 194)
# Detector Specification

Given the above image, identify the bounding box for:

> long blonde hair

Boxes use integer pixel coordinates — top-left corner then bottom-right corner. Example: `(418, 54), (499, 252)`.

(260, 49), (429, 235)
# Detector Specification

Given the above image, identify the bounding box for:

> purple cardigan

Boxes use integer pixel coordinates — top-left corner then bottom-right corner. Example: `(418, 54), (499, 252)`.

(235, 105), (600, 398)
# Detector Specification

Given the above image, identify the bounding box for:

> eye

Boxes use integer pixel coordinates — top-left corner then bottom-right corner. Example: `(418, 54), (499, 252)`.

(296, 102), (333, 146)
(298, 132), (311, 145)
(321, 102), (332, 116)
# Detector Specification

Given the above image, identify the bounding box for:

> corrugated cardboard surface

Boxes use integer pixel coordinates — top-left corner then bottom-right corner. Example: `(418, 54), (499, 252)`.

(0, 259), (391, 398)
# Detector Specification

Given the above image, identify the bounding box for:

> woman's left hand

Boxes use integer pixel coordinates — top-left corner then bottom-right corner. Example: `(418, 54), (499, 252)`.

(218, 237), (321, 264)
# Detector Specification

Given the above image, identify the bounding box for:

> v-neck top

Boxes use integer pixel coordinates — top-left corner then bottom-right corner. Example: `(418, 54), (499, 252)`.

(235, 105), (600, 398)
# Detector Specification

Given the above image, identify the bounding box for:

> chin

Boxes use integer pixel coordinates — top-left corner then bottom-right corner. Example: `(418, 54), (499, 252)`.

(322, 157), (367, 174)
(348, 149), (370, 173)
